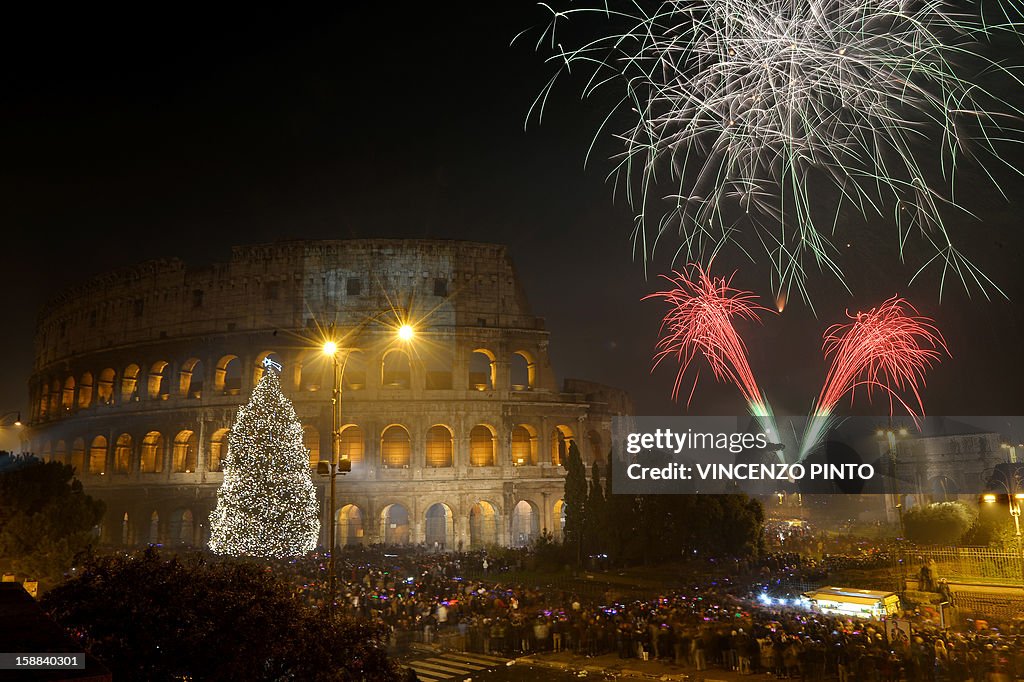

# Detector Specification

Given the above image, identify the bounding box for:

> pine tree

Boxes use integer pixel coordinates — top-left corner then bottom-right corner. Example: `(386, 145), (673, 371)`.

(563, 440), (587, 566)
(209, 363), (320, 558)
(584, 461), (606, 557)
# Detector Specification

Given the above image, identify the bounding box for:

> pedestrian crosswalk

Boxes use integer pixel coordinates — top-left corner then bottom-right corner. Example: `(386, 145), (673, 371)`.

(405, 652), (509, 681)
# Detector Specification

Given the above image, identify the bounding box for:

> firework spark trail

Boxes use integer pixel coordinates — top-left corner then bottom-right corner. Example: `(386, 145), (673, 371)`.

(798, 296), (949, 458)
(646, 264), (772, 415)
(529, 0), (1023, 300)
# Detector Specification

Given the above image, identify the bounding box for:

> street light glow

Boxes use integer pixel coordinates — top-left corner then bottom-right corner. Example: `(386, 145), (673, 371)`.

(983, 493), (997, 503)
(322, 340), (338, 356)
(398, 324), (414, 341)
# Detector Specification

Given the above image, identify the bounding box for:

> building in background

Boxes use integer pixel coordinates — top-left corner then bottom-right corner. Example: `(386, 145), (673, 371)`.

(26, 240), (630, 549)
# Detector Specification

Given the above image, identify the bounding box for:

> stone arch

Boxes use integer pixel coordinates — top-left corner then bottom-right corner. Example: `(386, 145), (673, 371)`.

(140, 431), (164, 473)
(42, 441), (52, 462)
(511, 424), (538, 466)
(551, 424), (575, 467)
(553, 499), (568, 541)
(169, 509), (195, 546)
(339, 425), (364, 466)
(425, 425), (454, 468)
(114, 433), (132, 473)
(208, 428), (229, 472)
(48, 378), (60, 416)
(381, 348), (411, 389)
(303, 425), (320, 467)
(425, 502), (455, 549)
(172, 430), (197, 473)
(148, 511), (161, 545)
(54, 440), (67, 464)
(214, 355), (241, 394)
(61, 376), (76, 410)
(97, 368), (116, 404)
(422, 345), (453, 390)
(381, 425), (411, 468)
(148, 360), (170, 399)
(121, 364), (141, 402)
(469, 501), (499, 548)
(297, 349), (329, 392)
(253, 350), (283, 386)
(122, 512), (131, 546)
(586, 430), (604, 464)
(337, 504), (365, 546)
(510, 350), (536, 389)
(179, 358), (204, 398)
(70, 438), (85, 474)
(379, 503), (411, 545)
(341, 349), (367, 390)
(88, 435), (107, 474)
(929, 475), (960, 502)
(469, 349), (496, 390)
(78, 371), (94, 408)
(469, 424), (496, 467)
(511, 499), (540, 547)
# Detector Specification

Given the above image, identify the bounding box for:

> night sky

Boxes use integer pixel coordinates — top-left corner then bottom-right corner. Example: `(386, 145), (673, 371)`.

(2, 5), (1023, 443)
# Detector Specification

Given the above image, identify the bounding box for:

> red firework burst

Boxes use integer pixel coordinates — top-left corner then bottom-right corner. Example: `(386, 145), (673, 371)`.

(646, 264), (770, 409)
(814, 296), (949, 418)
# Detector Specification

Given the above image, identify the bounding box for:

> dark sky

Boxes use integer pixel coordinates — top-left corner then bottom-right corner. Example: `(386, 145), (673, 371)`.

(1, 5), (1023, 437)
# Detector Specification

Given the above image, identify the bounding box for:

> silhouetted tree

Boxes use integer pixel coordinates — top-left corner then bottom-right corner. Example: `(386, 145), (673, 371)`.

(563, 441), (588, 566)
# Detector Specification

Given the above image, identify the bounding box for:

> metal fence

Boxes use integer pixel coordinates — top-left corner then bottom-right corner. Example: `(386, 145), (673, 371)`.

(900, 546), (1024, 585)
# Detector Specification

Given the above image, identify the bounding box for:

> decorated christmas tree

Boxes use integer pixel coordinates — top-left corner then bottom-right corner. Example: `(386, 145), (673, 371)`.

(209, 359), (320, 557)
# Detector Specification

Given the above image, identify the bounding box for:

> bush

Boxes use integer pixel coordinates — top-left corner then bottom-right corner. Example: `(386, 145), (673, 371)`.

(904, 501), (975, 545)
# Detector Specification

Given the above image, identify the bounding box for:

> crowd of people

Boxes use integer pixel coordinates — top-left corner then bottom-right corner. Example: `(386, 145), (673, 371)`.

(264, 545), (1024, 681)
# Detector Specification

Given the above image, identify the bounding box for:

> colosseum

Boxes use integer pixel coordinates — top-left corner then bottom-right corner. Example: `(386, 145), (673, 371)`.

(26, 239), (631, 551)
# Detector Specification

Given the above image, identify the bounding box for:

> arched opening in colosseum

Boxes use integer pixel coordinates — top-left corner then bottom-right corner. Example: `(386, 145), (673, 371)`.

(147, 361), (170, 400)
(121, 364), (141, 402)
(337, 504), (364, 546)
(340, 425), (364, 467)
(61, 376), (76, 411)
(510, 351), (535, 390)
(214, 355), (241, 394)
(469, 349), (496, 390)
(470, 424), (496, 467)
(341, 350), (366, 390)
(173, 430), (197, 473)
(42, 442), (51, 462)
(208, 428), (229, 472)
(148, 511), (160, 545)
(71, 438), (85, 474)
(303, 425), (320, 467)
(253, 351), (283, 386)
(423, 346), (453, 390)
(114, 433), (132, 473)
(469, 501), (498, 548)
(553, 499), (567, 541)
(381, 425), (411, 468)
(37, 390), (48, 420)
(169, 509), (194, 546)
(381, 349), (411, 389)
(425, 503), (454, 549)
(551, 425), (574, 467)
(425, 425), (453, 468)
(97, 368), (115, 404)
(55, 440), (67, 465)
(379, 504), (410, 545)
(179, 358), (204, 398)
(122, 512), (130, 546)
(140, 431), (163, 473)
(511, 424), (538, 466)
(510, 500), (540, 547)
(88, 436), (107, 474)
(78, 371), (93, 408)
(587, 430), (604, 464)
(298, 349), (329, 392)
(48, 379), (60, 415)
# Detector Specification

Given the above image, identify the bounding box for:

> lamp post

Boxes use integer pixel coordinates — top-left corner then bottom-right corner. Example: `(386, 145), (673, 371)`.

(982, 467), (1024, 585)
(0, 411), (24, 454)
(319, 316), (415, 610)
(878, 423), (908, 597)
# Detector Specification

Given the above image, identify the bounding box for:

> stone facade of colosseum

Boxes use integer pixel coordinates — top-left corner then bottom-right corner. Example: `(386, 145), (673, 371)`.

(27, 240), (631, 550)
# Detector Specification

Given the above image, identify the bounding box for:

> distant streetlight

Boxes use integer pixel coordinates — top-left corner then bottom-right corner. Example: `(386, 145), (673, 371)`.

(319, 312), (416, 611)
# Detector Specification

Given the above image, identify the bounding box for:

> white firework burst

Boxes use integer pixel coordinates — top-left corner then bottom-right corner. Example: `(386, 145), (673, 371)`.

(526, 0), (1024, 301)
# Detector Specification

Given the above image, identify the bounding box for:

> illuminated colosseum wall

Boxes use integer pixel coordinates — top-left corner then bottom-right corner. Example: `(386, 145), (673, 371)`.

(28, 240), (630, 550)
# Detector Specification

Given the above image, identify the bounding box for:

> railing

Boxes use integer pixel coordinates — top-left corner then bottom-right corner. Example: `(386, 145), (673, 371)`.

(900, 545), (1024, 585)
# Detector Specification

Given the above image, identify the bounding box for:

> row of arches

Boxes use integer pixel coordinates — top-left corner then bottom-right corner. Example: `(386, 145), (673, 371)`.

(41, 423), (602, 475)
(34, 346), (542, 421)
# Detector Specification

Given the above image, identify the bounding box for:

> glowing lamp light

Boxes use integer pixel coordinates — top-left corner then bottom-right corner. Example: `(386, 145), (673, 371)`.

(983, 493), (997, 503)
(397, 324), (415, 341)
(322, 340), (338, 356)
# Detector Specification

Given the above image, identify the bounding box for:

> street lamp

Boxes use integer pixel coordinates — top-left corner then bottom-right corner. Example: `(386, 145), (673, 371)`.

(981, 468), (1024, 584)
(318, 313), (415, 610)
(877, 424), (908, 536)
(0, 412), (24, 453)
